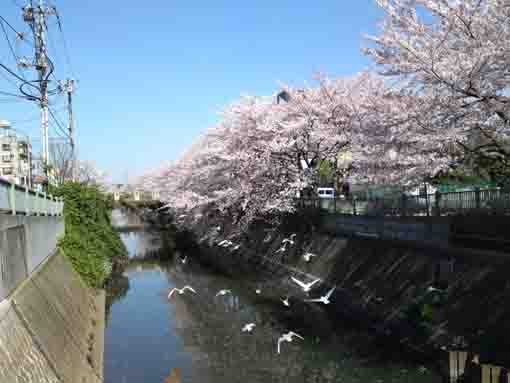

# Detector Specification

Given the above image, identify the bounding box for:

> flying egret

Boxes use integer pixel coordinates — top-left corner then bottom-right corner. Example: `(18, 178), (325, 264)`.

(281, 238), (295, 246)
(305, 286), (336, 305)
(180, 256), (187, 264)
(255, 289), (261, 295)
(427, 286), (444, 293)
(216, 289), (232, 297)
(221, 240), (234, 248)
(277, 331), (304, 354)
(275, 246), (287, 254)
(231, 244), (241, 251)
(282, 296), (290, 307)
(168, 286), (196, 299)
(303, 252), (317, 262)
(242, 323), (256, 332)
(291, 276), (321, 292)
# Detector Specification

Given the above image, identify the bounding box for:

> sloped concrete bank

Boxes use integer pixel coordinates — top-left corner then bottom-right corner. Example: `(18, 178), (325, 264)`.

(173, 211), (510, 377)
(0, 252), (105, 383)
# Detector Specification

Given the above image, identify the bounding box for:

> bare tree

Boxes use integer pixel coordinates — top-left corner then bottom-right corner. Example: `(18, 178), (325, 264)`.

(76, 160), (109, 187)
(49, 142), (74, 185)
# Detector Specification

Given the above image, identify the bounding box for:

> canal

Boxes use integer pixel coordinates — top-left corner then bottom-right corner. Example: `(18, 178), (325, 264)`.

(104, 229), (439, 383)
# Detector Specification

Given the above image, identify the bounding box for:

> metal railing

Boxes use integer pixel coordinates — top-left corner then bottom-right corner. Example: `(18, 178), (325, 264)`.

(298, 188), (510, 217)
(0, 178), (64, 216)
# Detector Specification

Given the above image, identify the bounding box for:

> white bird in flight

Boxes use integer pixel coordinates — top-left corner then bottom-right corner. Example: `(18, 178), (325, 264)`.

(277, 331), (304, 354)
(291, 276), (321, 292)
(168, 286), (196, 299)
(305, 286), (336, 305)
(255, 289), (261, 295)
(180, 256), (187, 264)
(282, 296), (290, 307)
(231, 244), (241, 251)
(275, 246), (287, 254)
(427, 286), (444, 293)
(281, 238), (295, 246)
(242, 323), (256, 332)
(216, 289), (232, 297)
(303, 252), (317, 262)
(217, 240), (234, 247)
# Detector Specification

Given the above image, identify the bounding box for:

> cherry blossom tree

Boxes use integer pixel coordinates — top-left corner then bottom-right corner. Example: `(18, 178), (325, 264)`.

(364, 0), (510, 181)
(138, 73), (398, 223)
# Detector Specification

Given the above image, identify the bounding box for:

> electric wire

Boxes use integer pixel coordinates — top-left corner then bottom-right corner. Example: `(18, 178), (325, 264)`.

(51, 1), (76, 79)
(0, 14), (33, 47)
(48, 105), (70, 139)
(0, 18), (27, 83)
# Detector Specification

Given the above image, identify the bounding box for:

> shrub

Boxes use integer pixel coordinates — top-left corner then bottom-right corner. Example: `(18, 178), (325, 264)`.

(50, 182), (128, 288)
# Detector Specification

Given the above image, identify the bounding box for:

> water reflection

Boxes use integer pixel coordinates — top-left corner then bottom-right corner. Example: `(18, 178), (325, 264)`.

(449, 351), (510, 383)
(104, 231), (439, 383)
(120, 231), (163, 259)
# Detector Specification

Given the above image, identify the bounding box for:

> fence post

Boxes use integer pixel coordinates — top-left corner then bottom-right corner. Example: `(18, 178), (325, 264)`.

(25, 185), (29, 216)
(352, 197), (357, 216)
(435, 190), (441, 216)
(475, 187), (481, 210)
(401, 194), (407, 217)
(333, 197), (337, 214)
(10, 182), (15, 215)
(42, 192), (47, 216)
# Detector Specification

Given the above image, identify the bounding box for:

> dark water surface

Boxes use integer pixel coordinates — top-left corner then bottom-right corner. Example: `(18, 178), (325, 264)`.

(104, 231), (438, 383)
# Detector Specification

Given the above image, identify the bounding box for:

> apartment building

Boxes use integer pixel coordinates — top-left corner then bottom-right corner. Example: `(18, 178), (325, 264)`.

(0, 120), (33, 187)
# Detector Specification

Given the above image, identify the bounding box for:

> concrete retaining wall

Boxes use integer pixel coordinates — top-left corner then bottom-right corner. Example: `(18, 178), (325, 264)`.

(0, 215), (64, 300)
(181, 211), (510, 376)
(321, 214), (451, 246)
(0, 252), (104, 383)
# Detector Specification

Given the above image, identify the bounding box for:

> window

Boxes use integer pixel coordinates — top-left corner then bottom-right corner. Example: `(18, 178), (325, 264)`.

(2, 155), (12, 162)
(2, 144), (10, 151)
(3, 167), (13, 175)
(325, 190), (333, 195)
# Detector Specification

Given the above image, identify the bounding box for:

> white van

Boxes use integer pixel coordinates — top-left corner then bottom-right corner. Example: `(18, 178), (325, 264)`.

(317, 187), (335, 199)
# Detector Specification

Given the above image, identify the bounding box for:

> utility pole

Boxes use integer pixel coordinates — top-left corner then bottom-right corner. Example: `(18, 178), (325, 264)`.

(64, 79), (75, 180)
(23, 1), (56, 178)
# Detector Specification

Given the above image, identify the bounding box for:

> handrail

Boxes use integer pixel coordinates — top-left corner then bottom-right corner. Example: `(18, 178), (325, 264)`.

(298, 188), (510, 217)
(0, 179), (64, 216)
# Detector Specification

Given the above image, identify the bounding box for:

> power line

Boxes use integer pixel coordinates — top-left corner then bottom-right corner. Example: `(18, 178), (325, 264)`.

(0, 89), (31, 99)
(51, 3), (76, 79)
(0, 15), (33, 47)
(0, 18), (27, 83)
(48, 105), (70, 138)
(0, 61), (39, 92)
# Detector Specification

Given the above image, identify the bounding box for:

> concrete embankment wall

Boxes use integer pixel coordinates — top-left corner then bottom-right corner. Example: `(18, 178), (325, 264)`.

(0, 252), (105, 383)
(179, 212), (510, 370)
(0, 215), (65, 301)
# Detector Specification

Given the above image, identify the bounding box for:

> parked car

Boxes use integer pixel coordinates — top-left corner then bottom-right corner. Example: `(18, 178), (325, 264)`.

(317, 187), (335, 199)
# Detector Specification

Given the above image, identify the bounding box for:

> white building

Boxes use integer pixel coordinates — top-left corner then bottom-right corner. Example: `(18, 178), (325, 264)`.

(0, 120), (32, 187)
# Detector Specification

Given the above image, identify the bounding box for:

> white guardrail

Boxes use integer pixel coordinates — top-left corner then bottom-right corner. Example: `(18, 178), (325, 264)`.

(0, 179), (64, 216)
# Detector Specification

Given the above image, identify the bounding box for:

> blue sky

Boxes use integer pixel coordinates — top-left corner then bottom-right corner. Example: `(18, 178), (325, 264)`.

(1, 1), (382, 183)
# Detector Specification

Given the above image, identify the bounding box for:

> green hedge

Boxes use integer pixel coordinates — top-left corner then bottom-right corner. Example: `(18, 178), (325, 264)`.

(50, 182), (128, 288)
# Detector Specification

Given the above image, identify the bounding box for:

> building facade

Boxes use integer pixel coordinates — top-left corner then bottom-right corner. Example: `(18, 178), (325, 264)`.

(0, 120), (32, 187)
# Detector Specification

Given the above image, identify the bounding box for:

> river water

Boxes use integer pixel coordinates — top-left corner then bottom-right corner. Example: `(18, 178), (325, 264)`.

(104, 230), (439, 383)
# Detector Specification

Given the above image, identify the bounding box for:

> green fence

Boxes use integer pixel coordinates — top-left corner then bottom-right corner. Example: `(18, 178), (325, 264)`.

(298, 188), (510, 217)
